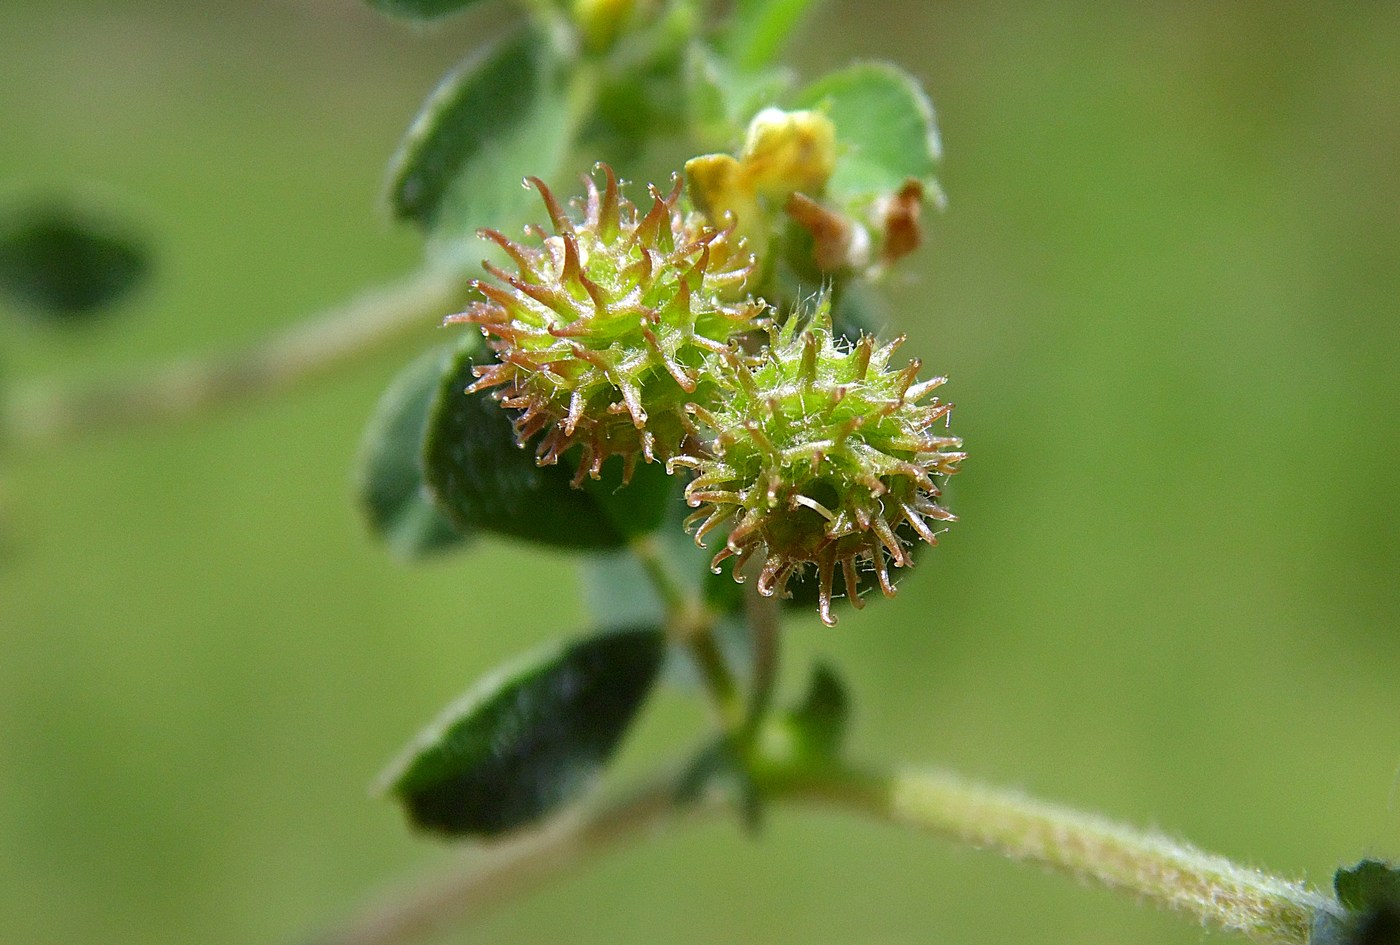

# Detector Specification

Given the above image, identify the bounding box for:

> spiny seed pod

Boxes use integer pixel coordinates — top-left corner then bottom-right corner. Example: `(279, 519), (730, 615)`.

(672, 303), (964, 626)
(448, 165), (765, 484)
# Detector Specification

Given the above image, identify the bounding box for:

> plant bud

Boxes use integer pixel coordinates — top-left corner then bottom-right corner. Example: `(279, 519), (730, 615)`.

(686, 108), (838, 255)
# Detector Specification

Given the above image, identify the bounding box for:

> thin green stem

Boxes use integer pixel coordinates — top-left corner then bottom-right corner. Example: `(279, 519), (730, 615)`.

(628, 534), (744, 731)
(741, 583), (781, 737)
(299, 755), (1338, 945)
(1, 266), (472, 452)
(685, 627), (744, 733)
(628, 533), (692, 619)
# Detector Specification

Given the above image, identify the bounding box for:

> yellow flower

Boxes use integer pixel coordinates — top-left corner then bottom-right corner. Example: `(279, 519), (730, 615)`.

(685, 108), (837, 254)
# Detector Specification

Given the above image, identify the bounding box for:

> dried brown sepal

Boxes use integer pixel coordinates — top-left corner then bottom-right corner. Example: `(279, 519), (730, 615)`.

(878, 179), (925, 265)
(785, 192), (868, 272)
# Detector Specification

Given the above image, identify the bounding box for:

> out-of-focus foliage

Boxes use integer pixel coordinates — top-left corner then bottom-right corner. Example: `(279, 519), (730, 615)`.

(0, 202), (148, 319)
(2, 3), (1398, 945)
(385, 27), (572, 241)
(355, 341), (471, 561)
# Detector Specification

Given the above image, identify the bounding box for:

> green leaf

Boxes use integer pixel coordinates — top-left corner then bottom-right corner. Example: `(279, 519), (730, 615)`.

(581, 452), (676, 543)
(356, 342), (472, 561)
(1337, 861), (1400, 913)
(1355, 910), (1400, 945)
(784, 661), (850, 760)
(721, 0), (816, 72)
(793, 63), (942, 205)
(684, 43), (794, 149)
(1314, 862), (1400, 945)
(0, 204), (148, 320)
(422, 337), (638, 550)
(365, 0), (487, 22)
(380, 627), (666, 836)
(386, 29), (576, 239)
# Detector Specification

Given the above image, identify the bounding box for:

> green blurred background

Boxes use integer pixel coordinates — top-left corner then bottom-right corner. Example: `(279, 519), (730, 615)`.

(3, 2), (1398, 943)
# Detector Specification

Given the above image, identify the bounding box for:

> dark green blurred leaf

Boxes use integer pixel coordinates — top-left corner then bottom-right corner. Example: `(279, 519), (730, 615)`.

(380, 626), (666, 836)
(1337, 861), (1400, 913)
(365, 0), (487, 22)
(721, 0), (815, 72)
(356, 341), (473, 561)
(386, 28), (575, 238)
(1354, 910), (1400, 945)
(581, 452), (676, 543)
(783, 661), (849, 760)
(830, 279), (884, 341)
(422, 337), (629, 549)
(0, 205), (148, 320)
(1313, 862), (1400, 945)
(1313, 906), (1400, 945)
(793, 63), (941, 205)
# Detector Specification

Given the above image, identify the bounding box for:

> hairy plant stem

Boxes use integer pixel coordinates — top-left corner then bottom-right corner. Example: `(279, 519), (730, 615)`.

(1, 266), (472, 452)
(299, 757), (1336, 945)
(776, 763), (1337, 945)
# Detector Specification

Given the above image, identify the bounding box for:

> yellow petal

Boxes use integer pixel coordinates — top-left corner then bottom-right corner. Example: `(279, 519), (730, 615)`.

(685, 153), (766, 249)
(740, 108), (837, 198)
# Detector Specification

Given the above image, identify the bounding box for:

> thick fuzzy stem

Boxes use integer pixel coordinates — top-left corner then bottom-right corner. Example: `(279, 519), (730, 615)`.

(778, 764), (1337, 945)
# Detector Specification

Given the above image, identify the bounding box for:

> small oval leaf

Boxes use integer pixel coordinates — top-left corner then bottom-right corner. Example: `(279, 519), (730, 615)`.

(793, 63), (942, 205)
(365, 0), (486, 22)
(381, 627), (666, 837)
(0, 204), (148, 320)
(422, 337), (627, 550)
(356, 342), (473, 561)
(386, 29), (574, 238)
